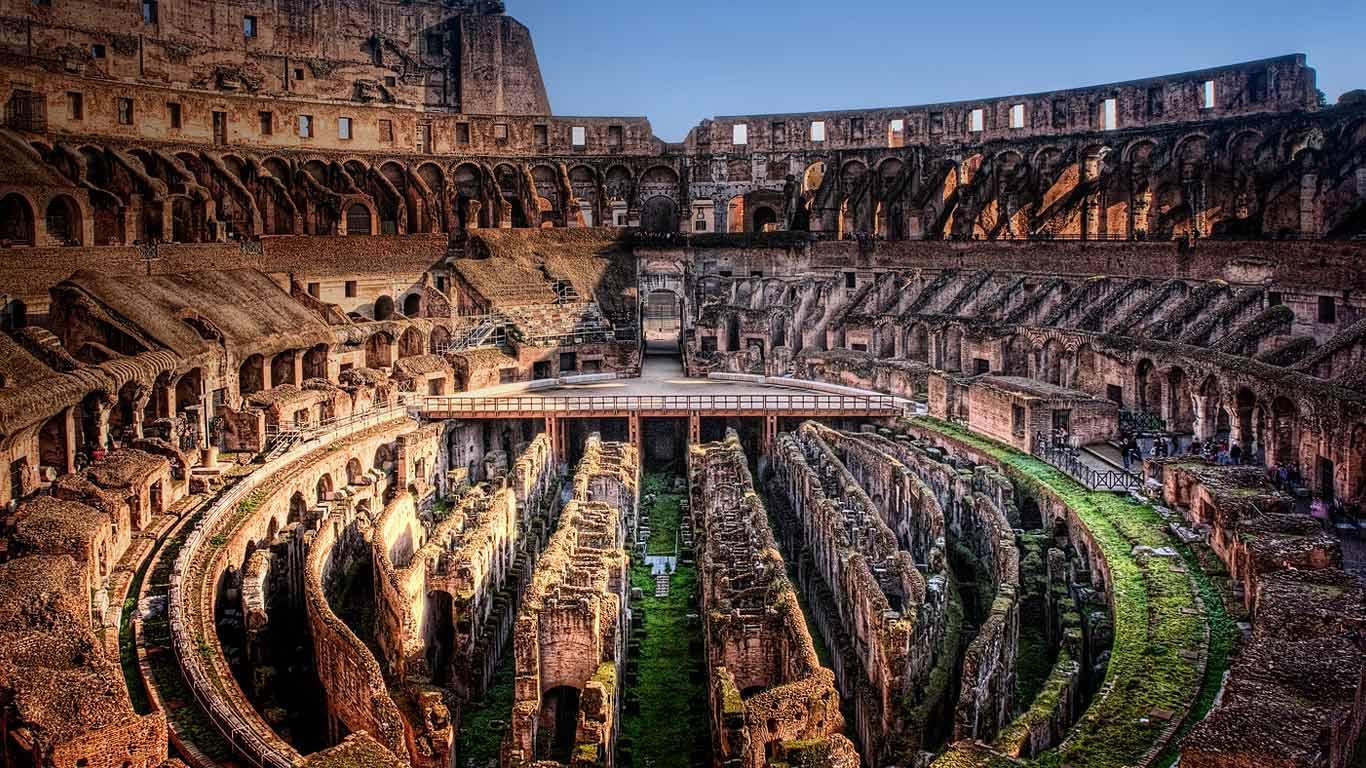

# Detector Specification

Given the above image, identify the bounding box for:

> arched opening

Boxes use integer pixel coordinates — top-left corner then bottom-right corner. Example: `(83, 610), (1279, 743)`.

(346, 204), (372, 235)
(346, 458), (363, 486)
(725, 313), (741, 352)
(426, 590), (455, 686)
(752, 206), (778, 232)
(0, 194), (35, 245)
(907, 324), (930, 364)
(641, 196), (679, 234)
(1003, 335), (1031, 377)
(239, 354), (266, 396)
(303, 344), (329, 380)
(366, 333), (394, 369)
(643, 290), (682, 357)
(429, 326), (451, 355)
(270, 350), (297, 387)
(538, 686), (582, 763)
(1271, 396), (1297, 467)
(398, 327), (424, 359)
(726, 194), (746, 233)
(288, 491), (308, 523)
(1020, 497), (1043, 530)
(1166, 367), (1195, 435)
(402, 293), (422, 317)
(174, 369), (203, 446)
(1235, 388), (1261, 462)
(44, 195), (82, 245)
(109, 381), (142, 443)
(943, 327), (964, 372)
(315, 473), (333, 504)
(1136, 359), (1160, 415)
(374, 295), (395, 321)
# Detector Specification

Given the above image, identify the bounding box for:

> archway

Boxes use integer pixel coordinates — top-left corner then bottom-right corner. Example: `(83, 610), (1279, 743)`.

(346, 458), (363, 486)
(1271, 396), (1297, 466)
(641, 196), (679, 233)
(303, 344), (328, 380)
(403, 293), (422, 317)
(44, 195), (82, 245)
(270, 351), (297, 387)
(346, 204), (372, 235)
(374, 295), (395, 321)
(1136, 359), (1161, 415)
(752, 206), (778, 232)
(429, 326), (451, 355)
(239, 354), (266, 396)
(288, 491), (308, 523)
(643, 290), (683, 357)
(0, 194), (34, 245)
(315, 473), (333, 504)
(538, 686), (582, 763)
(398, 327), (424, 359)
(426, 590), (455, 686)
(906, 324), (930, 364)
(366, 333), (395, 369)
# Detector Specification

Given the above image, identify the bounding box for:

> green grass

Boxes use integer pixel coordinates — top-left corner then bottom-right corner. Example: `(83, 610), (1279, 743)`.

(1013, 624), (1055, 712)
(641, 473), (681, 556)
(457, 652), (516, 768)
(619, 475), (710, 768)
(909, 417), (1211, 768)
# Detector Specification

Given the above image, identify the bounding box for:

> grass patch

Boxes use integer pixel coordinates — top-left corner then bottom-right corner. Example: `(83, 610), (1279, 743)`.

(641, 473), (681, 556)
(619, 475), (710, 768)
(457, 651), (516, 768)
(910, 417), (1210, 768)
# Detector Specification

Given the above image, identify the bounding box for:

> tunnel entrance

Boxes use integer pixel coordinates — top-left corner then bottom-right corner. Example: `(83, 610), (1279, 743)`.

(564, 417), (630, 467)
(643, 290), (683, 358)
(538, 685), (582, 763)
(641, 418), (688, 475)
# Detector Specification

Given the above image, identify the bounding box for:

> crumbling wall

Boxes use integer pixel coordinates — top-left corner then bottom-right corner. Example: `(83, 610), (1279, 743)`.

(690, 431), (859, 768)
(503, 435), (636, 767)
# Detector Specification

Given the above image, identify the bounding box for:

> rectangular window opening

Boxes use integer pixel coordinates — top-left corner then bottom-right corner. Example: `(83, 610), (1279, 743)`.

(929, 111), (944, 133)
(258, 111), (272, 135)
(607, 124), (623, 148)
(167, 101), (181, 129)
(771, 121), (786, 145)
(968, 108), (985, 133)
(379, 119), (394, 143)
(117, 97), (133, 126)
(66, 92), (83, 121)
(810, 120), (826, 142)
(732, 123), (748, 145)
(888, 118), (905, 147)
(297, 114), (313, 138)
(455, 122), (469, 144)
(850, 116), (865, 141)
(571, 125), (586, 147)
(1009, 103), (1025, 129)
(141, 0), (157, 24)
(494, 123), (509, 143)
(243, 15), (257, 38)
(1147, 86), (1164, 118)
(1202, 80), (1216, 110)
(91, 44), (106, 58)
(338, 116), (352, 140)
(344, 281), (357, 298)
(1318, 296), (1337, 324)
(1100, 97), (1118, 130)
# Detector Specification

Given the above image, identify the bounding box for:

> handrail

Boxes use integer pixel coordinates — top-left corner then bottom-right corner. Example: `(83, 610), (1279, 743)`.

(167, 403), (411, 768)
(1031, 440), (1141, 493)
(412, 393), (902, 414)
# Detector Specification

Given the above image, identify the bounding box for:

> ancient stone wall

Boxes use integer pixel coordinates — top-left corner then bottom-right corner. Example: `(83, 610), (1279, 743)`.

(503, 434), (636, 767)
(689, 431), (858, 768)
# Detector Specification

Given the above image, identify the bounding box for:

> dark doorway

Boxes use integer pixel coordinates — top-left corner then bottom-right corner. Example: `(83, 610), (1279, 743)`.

(539, 686), (582, 763)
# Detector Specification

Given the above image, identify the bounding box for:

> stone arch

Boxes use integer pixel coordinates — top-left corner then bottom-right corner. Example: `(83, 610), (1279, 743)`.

(0, 193), (35, 245)
(640, 196), (679, 233)
(1003, 334), (1031, 377)
(346, 457), (363, 486)
(270, 350), (297, 387)
(403, 293), (422, 318)
(906, 323), (930, 364)
(639, 165), (679, 188)
(44, 194), (83, 245)
(346, 202), (374, 235)
(374, 295), (396, 321)
(1040, 338), (1065, 385)
(802, 161), (826, 193)
(315, 472), (334, 503)
(303, 344), (329, 380)
(1270, 396), (1297, 466)
(1136, 358), (1161, 415)
(429, 326), (451, 354)
(398, 326), (424, 358)
(289, 491), (308, 523)
(366, 331), (395, 368)
(1165, 366), (1196, 434)
(238, 354), (266, 396)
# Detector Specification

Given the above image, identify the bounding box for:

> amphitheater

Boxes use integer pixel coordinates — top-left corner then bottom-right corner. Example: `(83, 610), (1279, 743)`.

(1, 1), (1365, 767)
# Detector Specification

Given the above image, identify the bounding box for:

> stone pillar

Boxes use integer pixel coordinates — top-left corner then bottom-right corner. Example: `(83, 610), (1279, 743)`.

(689, 412), (701, 445)
(628, 414), (640, 447)
(293, 351), (305, 386)
(261, 358), (274, 392)
(93, 399), (111, 450)
(61, 407), (76, 475)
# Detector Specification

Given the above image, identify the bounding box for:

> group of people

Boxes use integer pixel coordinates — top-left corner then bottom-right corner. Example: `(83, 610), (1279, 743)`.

(1120, 435), (1249, 471)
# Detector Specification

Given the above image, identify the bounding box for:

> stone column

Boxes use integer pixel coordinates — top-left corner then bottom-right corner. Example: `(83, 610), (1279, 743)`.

(61, 407), (76, 474)
(293, 351), (305, 386)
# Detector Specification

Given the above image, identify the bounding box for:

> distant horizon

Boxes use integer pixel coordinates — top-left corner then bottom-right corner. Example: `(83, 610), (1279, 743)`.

(514, 0), (1363, 142)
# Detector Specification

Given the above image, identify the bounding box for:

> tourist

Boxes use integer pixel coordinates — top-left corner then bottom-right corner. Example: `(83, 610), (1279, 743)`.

(1230, 442), (1242, 465)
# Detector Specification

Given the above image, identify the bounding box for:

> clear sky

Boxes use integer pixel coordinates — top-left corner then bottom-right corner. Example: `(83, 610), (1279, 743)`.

(512, 0), (1364, 143)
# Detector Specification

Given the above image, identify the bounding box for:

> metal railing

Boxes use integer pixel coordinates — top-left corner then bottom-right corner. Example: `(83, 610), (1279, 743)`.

(1031, 440), (1141, 493)
(415, 392), (901, 415)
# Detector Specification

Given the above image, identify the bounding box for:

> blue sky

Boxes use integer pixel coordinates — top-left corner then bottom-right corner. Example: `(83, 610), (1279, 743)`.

(514, 0), (1364, 142)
